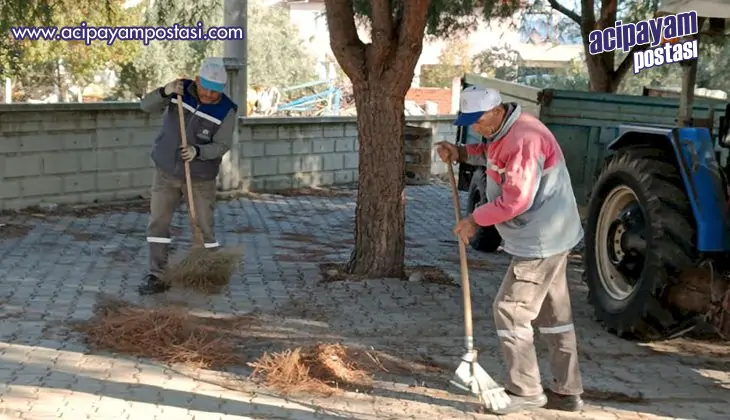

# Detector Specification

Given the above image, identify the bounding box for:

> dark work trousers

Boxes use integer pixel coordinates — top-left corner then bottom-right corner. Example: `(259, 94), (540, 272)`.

(146, 168), (218, 278)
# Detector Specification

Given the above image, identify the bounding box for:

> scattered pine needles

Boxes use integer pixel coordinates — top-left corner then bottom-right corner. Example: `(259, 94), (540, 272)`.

(76, 297), (243, 369)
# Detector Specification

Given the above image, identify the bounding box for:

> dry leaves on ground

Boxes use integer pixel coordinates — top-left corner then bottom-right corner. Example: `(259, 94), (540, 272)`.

(0, 200), (149, 218)
(319, 263), (457, 286)
(0, 224), (33, 239)
(406, 265), (457, 286)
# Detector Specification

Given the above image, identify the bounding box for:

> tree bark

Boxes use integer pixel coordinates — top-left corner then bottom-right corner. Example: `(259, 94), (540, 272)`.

(324, 0), (428, 278)
(346, 84), (406, 277)
(572, 0), (647, 93)
(584, 54), (622, 92)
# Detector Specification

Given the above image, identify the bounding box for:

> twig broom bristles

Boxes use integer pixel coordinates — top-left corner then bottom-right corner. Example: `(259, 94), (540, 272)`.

(163, 92), (241, 293)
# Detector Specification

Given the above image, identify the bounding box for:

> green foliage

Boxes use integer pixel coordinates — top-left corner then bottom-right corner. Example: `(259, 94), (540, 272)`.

(0, 1), (53, 78)
(247, 1), (319, 91)
(618, 41), (730, 96)
(618, 62), (681, 95)
(351, 0), (523, 37)
(153, 0), (221, 28)
(421, 38), (471, 87)
(111, 0), (208, 99)
(420, 64), (461, 87)
(473, 45), (521, 81)
(115, 0), (317, 100)
(0, 0), (55, 35)
(520, 59), (590, 91)
(7, 0), (141, 100)
(117, 0), (318, 100)
(697, 41), (730, 92)
(114, 40), (190, 100)
(3, 0), (318, 101)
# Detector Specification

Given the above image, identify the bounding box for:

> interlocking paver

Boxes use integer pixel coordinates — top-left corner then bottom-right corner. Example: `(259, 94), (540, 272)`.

(0, 184), (728, 419)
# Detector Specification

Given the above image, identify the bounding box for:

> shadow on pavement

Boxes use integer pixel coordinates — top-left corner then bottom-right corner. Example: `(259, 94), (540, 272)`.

(0, 362), (355, 419)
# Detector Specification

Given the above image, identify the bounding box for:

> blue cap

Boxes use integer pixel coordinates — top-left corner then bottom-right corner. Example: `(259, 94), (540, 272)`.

(453, 86), (502, 126)
(198, 58), (227, 93)
(453, 111), (485, 126)
(199, 77), (225, 93)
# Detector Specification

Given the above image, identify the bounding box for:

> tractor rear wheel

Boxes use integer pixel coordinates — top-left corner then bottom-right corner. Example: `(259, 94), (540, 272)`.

(584, 146), (699, 340)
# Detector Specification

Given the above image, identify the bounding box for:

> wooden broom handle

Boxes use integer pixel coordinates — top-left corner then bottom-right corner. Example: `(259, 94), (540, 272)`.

(176, 95), (204, 246)
(447, 163), (474, 339)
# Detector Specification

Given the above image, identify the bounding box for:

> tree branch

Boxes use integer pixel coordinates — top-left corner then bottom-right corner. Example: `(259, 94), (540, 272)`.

(614, 43), (649, 81)
(368, 0), (394, 76)
(546, 0), (581, 25)
(389, 0), (429, 94)
(324, 0), (366, 85)
(579, 0), (595, 38)
(598, 0), (618, 24)
(598, 0), (618, 72)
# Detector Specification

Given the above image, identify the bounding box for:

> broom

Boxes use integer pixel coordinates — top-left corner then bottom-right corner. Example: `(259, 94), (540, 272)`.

(445, 162), (510, 411)
(162, 93), (241, 293)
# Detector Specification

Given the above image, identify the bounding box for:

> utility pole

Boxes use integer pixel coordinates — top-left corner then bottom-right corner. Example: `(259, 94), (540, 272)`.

(224, 0), (247, 115)
(217, 0), (247, 192)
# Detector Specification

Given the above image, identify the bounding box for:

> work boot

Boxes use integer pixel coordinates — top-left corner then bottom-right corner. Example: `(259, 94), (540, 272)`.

(137, 274), (170, 295)
(486, 390), (547, 415)
(544, 389), (584, 411)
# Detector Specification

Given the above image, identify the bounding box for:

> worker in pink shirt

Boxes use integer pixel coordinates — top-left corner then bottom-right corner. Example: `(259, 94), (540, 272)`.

(435, 86), (585, 415)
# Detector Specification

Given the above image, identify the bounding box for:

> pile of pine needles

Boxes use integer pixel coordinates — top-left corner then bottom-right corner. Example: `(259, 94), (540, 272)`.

(247, 343), (384, 395)
(75, 297), (242, 369)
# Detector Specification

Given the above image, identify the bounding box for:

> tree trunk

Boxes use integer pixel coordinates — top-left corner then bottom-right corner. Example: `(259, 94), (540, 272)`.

(585, 50), (622, 93)
(587, 69), (621, 93)
(322, 0), (428, 278)
(346, 82), (407, 277)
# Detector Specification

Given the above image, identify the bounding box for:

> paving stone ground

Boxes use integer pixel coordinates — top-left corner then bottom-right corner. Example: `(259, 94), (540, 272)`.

(0, 184), (728, 420)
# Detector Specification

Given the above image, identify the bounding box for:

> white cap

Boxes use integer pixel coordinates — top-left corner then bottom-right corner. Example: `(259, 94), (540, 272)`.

(453, 86), (502, 126)
(198, 57), (227, 93)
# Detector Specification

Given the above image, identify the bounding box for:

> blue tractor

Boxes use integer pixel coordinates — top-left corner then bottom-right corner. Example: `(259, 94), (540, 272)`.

(583, 2), (730, 341)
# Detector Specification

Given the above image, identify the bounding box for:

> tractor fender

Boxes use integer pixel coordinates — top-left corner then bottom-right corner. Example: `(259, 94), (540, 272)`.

(607, 126), (730, 252)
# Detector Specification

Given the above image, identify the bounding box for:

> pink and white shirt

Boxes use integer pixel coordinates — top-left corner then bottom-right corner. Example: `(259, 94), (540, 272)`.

(466, 105), (583, 258)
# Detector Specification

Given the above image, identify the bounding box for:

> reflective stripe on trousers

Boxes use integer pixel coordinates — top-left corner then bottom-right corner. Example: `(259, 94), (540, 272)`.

(147, 169), (219, 277)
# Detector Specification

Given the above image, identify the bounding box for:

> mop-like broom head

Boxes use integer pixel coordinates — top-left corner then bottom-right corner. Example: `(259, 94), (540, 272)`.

(164, 246), (242, 293)
(451, 351), (511, 411)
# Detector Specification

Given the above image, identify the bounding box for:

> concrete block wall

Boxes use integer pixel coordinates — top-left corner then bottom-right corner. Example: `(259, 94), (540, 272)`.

(0, 103), (456, 211)
(239, 118), (361, 191)
(240, 116), (458, 191)
(0, 103), (161, 210)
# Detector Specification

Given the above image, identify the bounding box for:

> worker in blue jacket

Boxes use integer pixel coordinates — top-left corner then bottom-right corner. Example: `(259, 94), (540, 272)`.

(138, 57), (238, 295)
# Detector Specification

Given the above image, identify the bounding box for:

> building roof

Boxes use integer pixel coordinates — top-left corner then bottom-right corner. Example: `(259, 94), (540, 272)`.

(406, 87), (453, 115)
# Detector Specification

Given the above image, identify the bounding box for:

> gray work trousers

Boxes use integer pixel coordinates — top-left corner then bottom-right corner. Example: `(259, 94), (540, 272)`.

(147, 168), (218, 277)
(493, 250), (584, 397)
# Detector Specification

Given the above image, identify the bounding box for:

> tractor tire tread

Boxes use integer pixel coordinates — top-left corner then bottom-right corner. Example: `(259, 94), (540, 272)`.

(584, 147), (697, 341)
